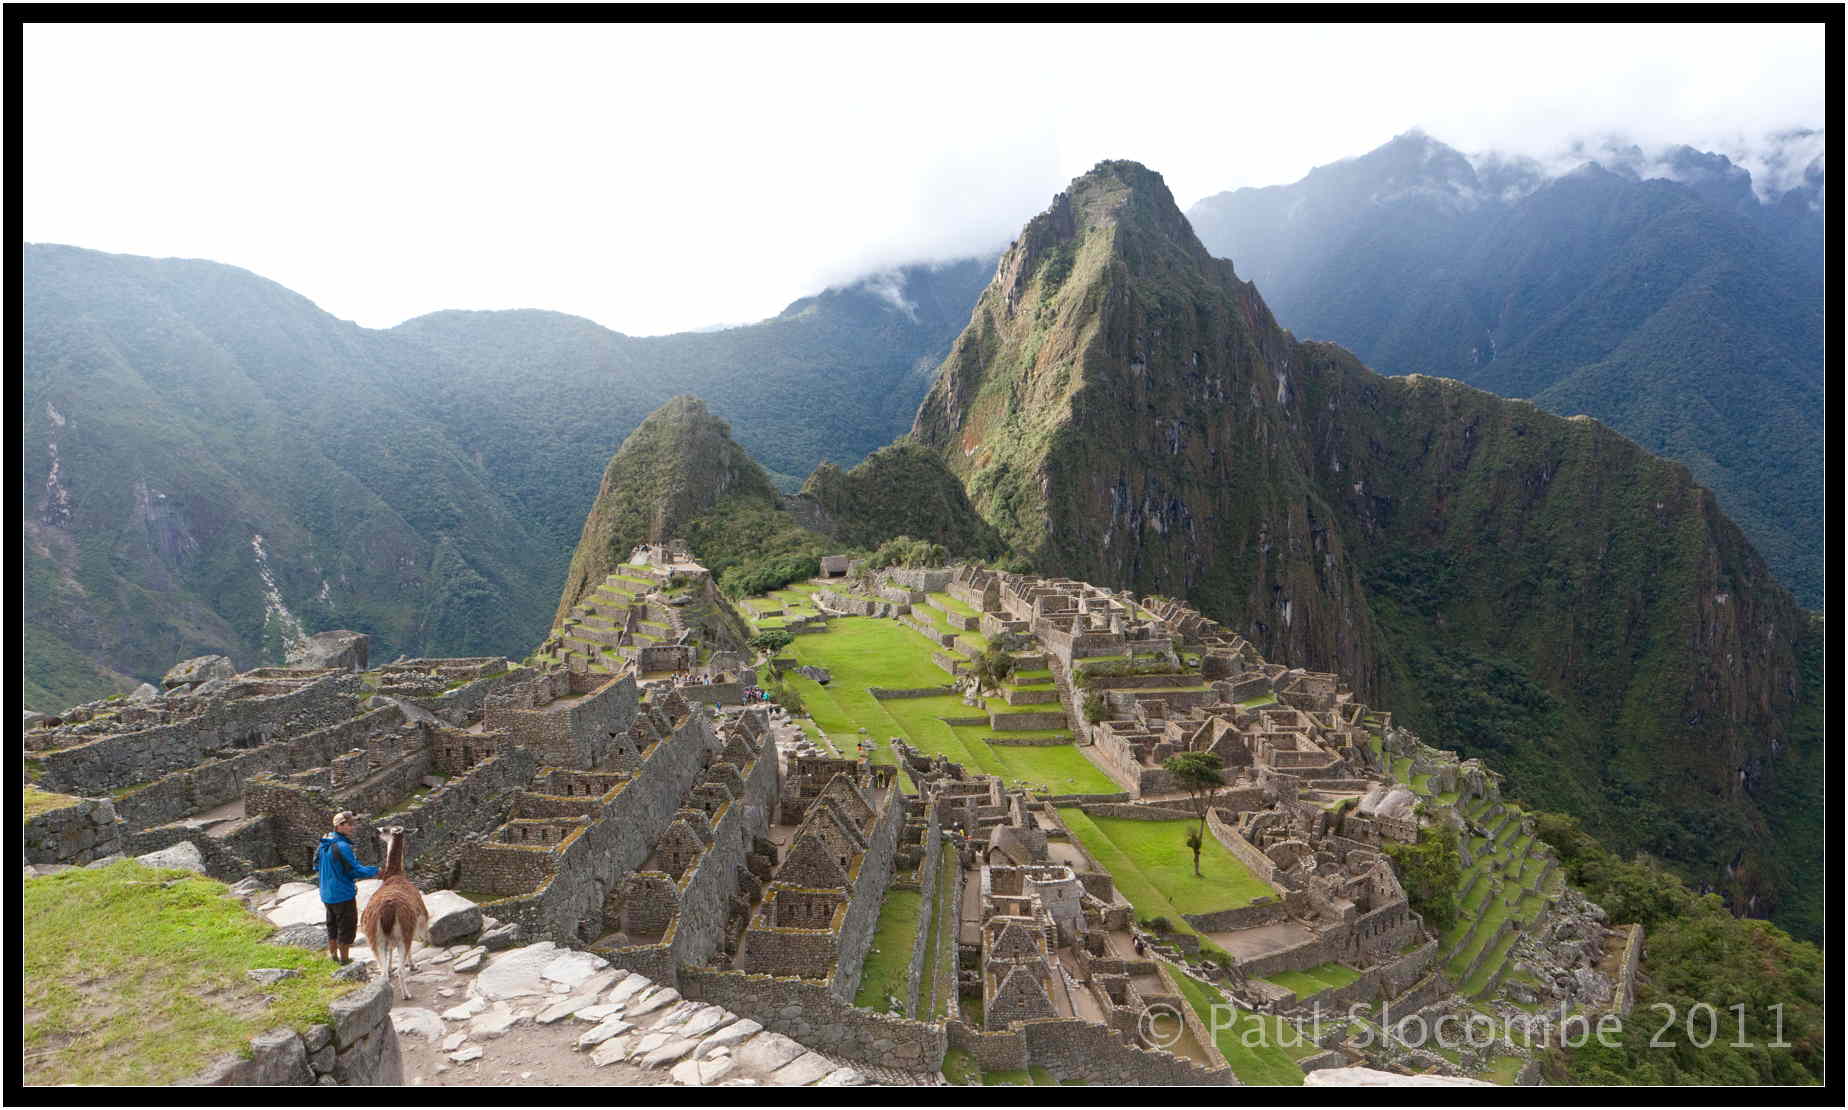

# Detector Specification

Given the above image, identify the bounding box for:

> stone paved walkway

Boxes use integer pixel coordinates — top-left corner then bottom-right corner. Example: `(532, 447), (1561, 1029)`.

(344, 939), (938, 1088)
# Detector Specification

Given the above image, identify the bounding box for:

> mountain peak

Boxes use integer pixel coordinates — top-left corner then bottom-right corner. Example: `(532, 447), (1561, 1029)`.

(552, 394), (777, 624)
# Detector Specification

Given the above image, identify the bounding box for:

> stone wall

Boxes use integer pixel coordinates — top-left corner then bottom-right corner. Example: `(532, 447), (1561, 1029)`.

(249, 743), (538, 883)
(184, 980), (400, 1086)
(1206, 807), (1279, 883)
(1019, 1018), (1238, 1085)
(1604, 924), (1644, 1016)
(483, 672), (639, 770)
(406, 667), (523, 726)
(1183, 897), (1289, 934)
(113, 702), (406, 833)
(902, 802), (945, 1016)
(120, 822), (271, 880)
(1079, 802), (1197, 821)
(22, 796), (123, 865)
(483, 704), (722, 944)
(680, 965), (947, 1071)
(987, 710), (1067, 731)
(677, 682), (743, 707)
(39, 674), (366, 796)
(946, 1020), (1030, 1071)
(828, 787), (909, 1003)
(867, 686), (958, 699)
(666, 746), (779, 969)
(885, 568), (953, 593)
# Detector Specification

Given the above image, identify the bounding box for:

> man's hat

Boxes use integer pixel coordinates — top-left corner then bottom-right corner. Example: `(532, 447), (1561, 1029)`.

(332, 810), (359, 827)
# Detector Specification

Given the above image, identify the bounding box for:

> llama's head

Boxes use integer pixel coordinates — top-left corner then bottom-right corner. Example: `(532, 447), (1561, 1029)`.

(377, 825), (409, 873)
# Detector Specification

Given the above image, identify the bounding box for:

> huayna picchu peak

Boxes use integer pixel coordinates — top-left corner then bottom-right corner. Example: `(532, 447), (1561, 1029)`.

(914, 160), (1821, 944)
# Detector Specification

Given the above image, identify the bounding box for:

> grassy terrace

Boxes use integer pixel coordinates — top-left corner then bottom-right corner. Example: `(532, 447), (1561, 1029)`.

(1057, 809), (1271, 950)
(853, 889), (924, 1013)
(1169, 964), (1317, 1085)
(925, 592), (981, 620)
(23, 787), (80, 820)
(24, 861), (357, 1085)
(1437, 800), (1558, 1004)
(1260, 961), (1362, 999)
(913, 601), (989, 650)
(773, 611), (1118, 795)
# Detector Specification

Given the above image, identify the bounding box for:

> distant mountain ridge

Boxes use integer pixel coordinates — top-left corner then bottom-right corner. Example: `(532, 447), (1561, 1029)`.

(1186, 131), (1826, 608)
(21, 244), (995, 711)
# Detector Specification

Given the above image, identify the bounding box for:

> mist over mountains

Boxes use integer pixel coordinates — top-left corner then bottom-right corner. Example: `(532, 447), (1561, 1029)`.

(1187, 130), (1826, 607)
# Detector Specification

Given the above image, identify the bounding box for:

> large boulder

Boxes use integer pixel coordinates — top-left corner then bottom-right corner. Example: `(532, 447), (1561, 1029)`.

(289, 631), (369, 672)
(135, 841), (206, 874)
(423, 890), (484, 946)
(162, 655), (237, 689)
(127, 682), (162, 704)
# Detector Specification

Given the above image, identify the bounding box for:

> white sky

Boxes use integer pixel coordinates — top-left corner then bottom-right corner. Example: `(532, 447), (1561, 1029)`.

(22, 21), (1825, 336)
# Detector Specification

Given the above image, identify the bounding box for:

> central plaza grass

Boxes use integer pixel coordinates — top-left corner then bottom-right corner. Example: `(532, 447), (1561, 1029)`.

(1169, 964), (1317, 1085)
(771, 613), (1120, 795)
(853, 889), (924, 1013)
(787, 616), (952, 689)
(24, 861), (356, 1086)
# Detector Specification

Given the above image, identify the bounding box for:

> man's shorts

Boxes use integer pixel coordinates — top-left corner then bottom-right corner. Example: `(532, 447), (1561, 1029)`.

(325, 898), (359, 945)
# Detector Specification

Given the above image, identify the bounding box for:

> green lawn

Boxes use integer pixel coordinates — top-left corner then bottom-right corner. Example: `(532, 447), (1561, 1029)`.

(772, 615), (1121, 796)
(1169, 965), (1315, 1085)
(1259, 961), (1362, 999)
(853, 889), (924, 1013)
(788, 616), (952, 689)
(926, 592), (982, 620)
(24, 861), (357, 1085)
(986, 744), (1120, 795)
(1057, 809), (1273, 929)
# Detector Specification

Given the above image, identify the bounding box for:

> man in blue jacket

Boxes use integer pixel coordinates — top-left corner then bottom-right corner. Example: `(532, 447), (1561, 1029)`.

(317, 811), (379, 964)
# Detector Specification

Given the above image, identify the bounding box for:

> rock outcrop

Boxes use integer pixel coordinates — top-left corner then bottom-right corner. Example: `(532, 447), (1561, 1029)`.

(289, 631), (369, 672)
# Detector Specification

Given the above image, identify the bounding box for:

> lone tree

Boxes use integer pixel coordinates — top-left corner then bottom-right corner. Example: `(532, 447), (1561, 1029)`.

(968, 643), (1016, 700)
(1162, 750), (1225, 877)
(749, 628), (794, 655)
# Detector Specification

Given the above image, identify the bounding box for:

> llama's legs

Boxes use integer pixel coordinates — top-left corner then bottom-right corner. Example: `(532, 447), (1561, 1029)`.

(396, 939), (414, 999)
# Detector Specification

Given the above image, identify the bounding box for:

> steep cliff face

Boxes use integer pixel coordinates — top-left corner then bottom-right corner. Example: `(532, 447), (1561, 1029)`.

(914, 161), (1384, 689)
(913, 161), (1819, 933)
(553, 396), (783, 623)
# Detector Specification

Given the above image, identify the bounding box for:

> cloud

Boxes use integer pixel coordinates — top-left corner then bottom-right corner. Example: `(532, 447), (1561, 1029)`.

(21, 22), (1824, 336)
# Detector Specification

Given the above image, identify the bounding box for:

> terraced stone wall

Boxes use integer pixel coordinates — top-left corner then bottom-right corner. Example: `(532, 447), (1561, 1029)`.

(38, 674), (365, 796)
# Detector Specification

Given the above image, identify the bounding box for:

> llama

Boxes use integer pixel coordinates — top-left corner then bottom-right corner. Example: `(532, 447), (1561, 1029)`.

(359, 825), (430, 1000)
